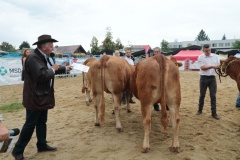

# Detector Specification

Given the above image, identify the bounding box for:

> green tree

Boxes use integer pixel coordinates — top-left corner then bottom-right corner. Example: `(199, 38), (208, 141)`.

(222, 34), (226, 40)
(232, 40), (240, 49)
(115, 38), (124, 50)
(160, 39), (172, 52)
(19, 41), (30, 50)
(196, 29), (210, 41)
(102, 27), (115, 50)
(90, 36), (100, 54)
(0, 41), (16, 52)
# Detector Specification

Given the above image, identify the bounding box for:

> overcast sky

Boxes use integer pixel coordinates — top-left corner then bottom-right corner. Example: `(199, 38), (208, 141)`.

(0, 0), (239, 51)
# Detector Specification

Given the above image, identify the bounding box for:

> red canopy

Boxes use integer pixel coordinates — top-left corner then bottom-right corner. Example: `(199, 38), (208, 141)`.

(173, 50), (202, 61)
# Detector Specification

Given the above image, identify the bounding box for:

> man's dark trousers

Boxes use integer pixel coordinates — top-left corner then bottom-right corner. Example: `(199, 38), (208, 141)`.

(12, 109), (48, 154)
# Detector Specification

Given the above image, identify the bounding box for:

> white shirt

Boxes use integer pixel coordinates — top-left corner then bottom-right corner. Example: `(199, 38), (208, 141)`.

(125, 57), (134, 66)
(198, 53), (220, 76)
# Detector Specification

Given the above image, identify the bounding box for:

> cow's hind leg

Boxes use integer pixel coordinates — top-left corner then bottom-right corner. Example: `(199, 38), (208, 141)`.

(141, 102), (152, 153)
(94, 94), (101, 126)
(112, 94), (123, 132)
(168, 104), (180, 152)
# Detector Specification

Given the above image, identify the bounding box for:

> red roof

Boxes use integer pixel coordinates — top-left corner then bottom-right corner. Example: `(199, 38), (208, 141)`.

(173, 50), (202, 61)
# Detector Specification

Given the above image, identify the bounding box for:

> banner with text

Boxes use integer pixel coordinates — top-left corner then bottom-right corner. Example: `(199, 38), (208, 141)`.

(0, 59), (23, 86)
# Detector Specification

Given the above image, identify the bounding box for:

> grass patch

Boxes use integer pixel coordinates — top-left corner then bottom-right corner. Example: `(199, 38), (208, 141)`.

(0, 102), (24, 113)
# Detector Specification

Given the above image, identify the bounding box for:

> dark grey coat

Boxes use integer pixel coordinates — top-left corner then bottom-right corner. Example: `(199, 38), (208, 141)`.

(22, 48), (66, 110)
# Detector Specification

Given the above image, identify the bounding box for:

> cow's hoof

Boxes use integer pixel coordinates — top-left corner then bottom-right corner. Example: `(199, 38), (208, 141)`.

(141, 147), (150, 153)
(89, 99), (92, 103)
(95, 123), (100, 126)
(169, 146), (181, 153)
(112, 110), (115, 115)
(116, 128), (123, 132)
(127, 109), (132, 113)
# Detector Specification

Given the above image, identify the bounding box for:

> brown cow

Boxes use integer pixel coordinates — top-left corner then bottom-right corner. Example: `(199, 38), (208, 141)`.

(89, 55), (134, 131)
(81, 58), (98, 106)
(131, 54), (181, 153)
(217, 56), (240, 90)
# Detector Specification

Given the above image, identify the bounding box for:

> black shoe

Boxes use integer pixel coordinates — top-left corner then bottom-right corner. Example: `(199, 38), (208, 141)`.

(38, 144), (57, 152)
(212, 113), (220, 120)
(129, 99), (136, 104)
(154, 104), (160, 111)
(196, 110), (202, 115)
(12, 152), (25, 160)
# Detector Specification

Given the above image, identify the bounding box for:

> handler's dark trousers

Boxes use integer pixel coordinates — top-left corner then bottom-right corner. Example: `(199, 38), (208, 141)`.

(12, 109), (48, 154)
(198, 75), (217, 114)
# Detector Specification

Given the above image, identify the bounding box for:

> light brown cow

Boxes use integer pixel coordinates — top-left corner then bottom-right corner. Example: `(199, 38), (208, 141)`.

(89, 55), (134, 131)
(217, 56), (240, 90)
(131, 54), (181, 153)
(81, 58), (98, 106)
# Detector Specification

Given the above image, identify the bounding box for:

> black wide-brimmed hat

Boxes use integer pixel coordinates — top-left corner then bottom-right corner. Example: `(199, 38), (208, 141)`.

(33, 34), (58, 45)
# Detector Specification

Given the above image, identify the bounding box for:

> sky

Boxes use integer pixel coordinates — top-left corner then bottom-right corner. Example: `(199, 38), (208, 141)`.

(0, 0), (239, 51)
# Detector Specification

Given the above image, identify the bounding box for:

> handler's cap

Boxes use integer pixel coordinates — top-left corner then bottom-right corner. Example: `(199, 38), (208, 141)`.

(32, 34), (58, 45)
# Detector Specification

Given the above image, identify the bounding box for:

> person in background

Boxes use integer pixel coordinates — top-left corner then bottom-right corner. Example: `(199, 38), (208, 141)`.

(12, 34), (73, 160)
(196, 44), (220, 120)
(114, 50), (120, 57)
(0, 123), (10, 142)
(21, 49), (31, 81)
(122, 49), (135, 104)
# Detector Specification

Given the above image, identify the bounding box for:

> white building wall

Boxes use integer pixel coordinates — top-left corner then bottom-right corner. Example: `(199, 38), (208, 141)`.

(168, 39), (240, 50)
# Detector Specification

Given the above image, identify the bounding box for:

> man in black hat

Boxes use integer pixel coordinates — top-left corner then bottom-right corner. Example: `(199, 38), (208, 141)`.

(12, 34), (72, 160)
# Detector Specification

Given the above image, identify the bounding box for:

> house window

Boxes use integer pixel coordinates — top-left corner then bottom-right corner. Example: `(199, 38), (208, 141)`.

(179, 45), (182, 48)
(212, 43), (217, 47)
(225, 43), (230, 47)
(219, 43), (223, 47)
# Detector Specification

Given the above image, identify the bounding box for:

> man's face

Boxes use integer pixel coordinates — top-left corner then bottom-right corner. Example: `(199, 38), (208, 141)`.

(203, 47), (211, 56)
(42, 42), (54, 56)
(154, 49), (161, 55)
(115, 52), (120, 57)
(126, 50), (131, 58)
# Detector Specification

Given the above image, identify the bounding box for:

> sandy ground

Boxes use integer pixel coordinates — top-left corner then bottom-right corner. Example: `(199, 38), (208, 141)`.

(1, 71), (240, 160)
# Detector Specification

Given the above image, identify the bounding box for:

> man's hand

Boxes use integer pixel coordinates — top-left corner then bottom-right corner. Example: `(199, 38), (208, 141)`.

(0, 124), (10, 142)
(66, 66), (73, 71)
(212, 65), (219, 69)
(52, 63), (59, 71)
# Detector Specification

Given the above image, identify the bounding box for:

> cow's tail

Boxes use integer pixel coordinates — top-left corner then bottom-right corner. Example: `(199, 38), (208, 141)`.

(155, 55), (168, 131)
(99, 55), (109, 123)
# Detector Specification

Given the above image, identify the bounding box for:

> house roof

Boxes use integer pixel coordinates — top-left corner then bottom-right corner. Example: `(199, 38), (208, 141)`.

(54, 45), (86, 54)
(216, 49), (240, 57)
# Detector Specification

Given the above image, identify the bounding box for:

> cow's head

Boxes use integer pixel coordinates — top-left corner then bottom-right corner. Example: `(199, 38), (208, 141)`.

(217, 56), (237, 77)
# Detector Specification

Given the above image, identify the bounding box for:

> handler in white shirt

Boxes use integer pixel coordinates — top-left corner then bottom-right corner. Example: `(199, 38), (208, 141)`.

(196, 44), (220, 120)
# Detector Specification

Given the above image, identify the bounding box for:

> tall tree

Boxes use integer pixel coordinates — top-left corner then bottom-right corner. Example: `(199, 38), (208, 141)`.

(0, 41), (16, 52)
(19, 41), (30, 50)
(222, 34), (226, 40)
(232, 40), (240, 49)
(196, 29), (210, 41)
(160, 39), (172, 52)
(115, 38), (124, 50)
(102, 27), (115, 50)
(90, 36), (100, 54)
